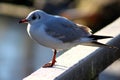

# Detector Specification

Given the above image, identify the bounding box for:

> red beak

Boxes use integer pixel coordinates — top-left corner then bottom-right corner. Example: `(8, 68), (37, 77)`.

(19, 19), (28, 23)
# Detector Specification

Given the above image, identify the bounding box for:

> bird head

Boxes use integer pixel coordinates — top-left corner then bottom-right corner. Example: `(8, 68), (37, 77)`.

(19, 10), (48, 24)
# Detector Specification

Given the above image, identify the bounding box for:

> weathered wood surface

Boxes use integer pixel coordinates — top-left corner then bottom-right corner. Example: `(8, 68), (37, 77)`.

(23, 17), (120, 80)
(99, 59), (120, 80)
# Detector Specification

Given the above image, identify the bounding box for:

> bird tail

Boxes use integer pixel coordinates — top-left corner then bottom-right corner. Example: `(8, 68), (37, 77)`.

(89, 41), (118, 49)
(89, 35), (113, 40)
(81, 35), (118, 49)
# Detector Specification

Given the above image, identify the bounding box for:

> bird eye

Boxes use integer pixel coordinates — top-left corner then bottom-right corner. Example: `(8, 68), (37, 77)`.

(32, 15), (36, 20)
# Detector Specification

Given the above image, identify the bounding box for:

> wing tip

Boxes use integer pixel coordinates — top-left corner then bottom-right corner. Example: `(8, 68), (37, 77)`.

(89, 35), (113, 40)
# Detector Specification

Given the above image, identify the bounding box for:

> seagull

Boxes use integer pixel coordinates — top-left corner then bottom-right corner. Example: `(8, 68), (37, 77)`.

(19, 10), (115, 68)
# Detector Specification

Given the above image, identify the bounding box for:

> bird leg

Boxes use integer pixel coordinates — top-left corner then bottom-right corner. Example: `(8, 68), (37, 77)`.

(43, 49), (57, 68)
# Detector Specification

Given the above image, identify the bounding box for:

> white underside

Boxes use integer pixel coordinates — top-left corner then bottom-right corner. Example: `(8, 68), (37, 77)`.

(27, 24), (93, 50)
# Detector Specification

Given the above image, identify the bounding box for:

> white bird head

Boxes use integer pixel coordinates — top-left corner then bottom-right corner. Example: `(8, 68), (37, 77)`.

(19, 10), (49, 24)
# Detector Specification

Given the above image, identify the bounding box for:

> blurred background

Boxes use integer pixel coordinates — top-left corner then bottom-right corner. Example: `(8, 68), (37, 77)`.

(0, 0), (119, 80)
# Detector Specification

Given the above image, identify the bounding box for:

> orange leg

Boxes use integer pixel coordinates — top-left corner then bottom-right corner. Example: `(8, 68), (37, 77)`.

(43, 49), (57, 68)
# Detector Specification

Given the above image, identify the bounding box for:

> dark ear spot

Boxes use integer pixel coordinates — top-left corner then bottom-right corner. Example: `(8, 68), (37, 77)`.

(38, 15), (41, 19)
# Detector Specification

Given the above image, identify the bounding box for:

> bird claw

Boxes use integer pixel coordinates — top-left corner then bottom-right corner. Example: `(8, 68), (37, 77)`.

(42, 63), (54, 68)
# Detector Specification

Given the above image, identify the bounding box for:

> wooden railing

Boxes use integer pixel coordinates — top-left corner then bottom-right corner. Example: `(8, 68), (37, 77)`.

(23, 17), (120, 80)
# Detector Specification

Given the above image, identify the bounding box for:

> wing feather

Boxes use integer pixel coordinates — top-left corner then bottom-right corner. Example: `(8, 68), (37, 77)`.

(45, 17), (91, 43)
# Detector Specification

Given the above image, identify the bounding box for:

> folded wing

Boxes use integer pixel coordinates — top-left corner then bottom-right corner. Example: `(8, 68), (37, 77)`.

(45, 17), (91, 43)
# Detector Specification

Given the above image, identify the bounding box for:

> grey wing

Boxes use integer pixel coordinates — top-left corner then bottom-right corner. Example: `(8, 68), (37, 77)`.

(45, 17), (91, 43)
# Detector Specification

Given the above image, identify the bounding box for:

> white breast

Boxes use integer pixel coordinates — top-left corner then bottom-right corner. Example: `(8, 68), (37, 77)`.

(27, 24), (75, 50)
